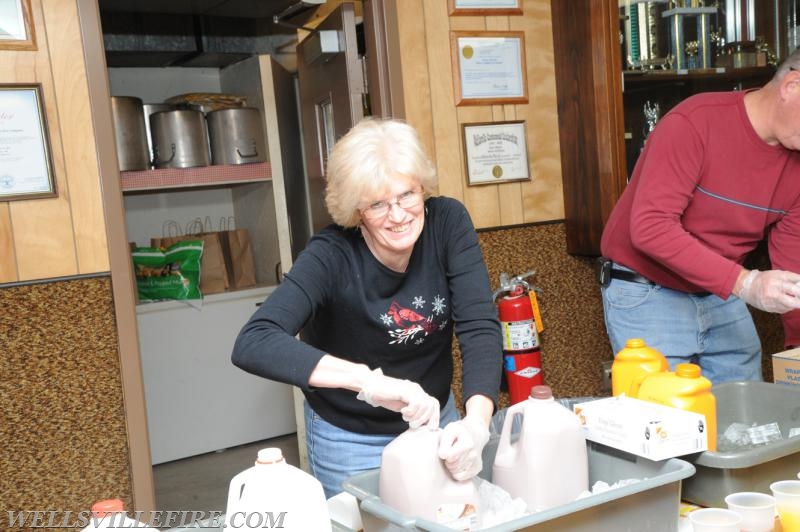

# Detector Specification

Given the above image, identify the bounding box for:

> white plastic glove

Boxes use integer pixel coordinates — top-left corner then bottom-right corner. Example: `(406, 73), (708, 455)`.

(737, 269), (800, 314)
(437, 415), (490, 481)
(356, 368), (440, 429)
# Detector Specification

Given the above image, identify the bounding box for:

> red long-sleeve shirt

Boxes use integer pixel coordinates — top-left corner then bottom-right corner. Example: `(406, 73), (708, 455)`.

(601, 91), (800, 346)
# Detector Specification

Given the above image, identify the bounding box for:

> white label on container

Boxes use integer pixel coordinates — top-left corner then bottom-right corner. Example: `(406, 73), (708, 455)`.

(501, 319), (539, 351)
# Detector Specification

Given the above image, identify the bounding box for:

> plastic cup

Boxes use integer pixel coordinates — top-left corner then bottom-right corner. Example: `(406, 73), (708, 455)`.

(688, 508), (743, 532)
(724, 492), (775, 532)
(771, 480), (800, 532)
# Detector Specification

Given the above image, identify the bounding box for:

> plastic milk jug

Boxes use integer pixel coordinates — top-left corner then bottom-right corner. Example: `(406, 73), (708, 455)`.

(611, 338), (669, 397)
(81, 499), (158, 530)
(225, 448), (331, 531)
(380, 427), (480, 530)
(635, 362), (717, 451)
(492, 385), (589, 512)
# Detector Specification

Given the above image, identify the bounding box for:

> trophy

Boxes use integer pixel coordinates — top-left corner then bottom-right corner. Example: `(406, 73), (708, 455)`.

(643, 100), (661, 149)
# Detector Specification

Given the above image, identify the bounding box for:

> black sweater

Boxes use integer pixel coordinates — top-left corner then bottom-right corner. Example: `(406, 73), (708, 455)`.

(231, 196), (502, 434)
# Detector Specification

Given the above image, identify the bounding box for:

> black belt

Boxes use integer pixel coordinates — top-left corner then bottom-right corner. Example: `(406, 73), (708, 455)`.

(597, 257), (711, 296)
(609, 268), (655, 286)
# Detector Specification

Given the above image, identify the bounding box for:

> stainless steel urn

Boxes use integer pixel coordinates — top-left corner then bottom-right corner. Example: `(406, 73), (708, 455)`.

(150, 109), (211, 169)
(142, 103), (178, 167)
(206, 107), (267, 165)
(110, 96), (150, 171)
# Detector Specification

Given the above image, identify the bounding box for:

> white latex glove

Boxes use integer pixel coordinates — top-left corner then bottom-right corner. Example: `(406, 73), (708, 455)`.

(437, 415), (490, 481)
(737, 269), (800, 314)
(356, 368), (440, 429)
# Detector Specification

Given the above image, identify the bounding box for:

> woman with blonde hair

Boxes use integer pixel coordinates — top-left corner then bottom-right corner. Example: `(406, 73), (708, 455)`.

(232, 118), (502, 498)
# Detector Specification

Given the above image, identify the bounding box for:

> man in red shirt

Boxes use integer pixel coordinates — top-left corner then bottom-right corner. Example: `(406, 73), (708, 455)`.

(599, 49), (800, 384)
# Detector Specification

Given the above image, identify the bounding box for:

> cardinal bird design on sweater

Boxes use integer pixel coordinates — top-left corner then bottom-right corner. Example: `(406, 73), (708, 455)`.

(380, 296), (448, 345)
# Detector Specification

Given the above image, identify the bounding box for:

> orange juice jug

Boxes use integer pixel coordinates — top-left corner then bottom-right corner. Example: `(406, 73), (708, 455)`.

(634, 363), (717, 451)
(611, 338), (669, 397)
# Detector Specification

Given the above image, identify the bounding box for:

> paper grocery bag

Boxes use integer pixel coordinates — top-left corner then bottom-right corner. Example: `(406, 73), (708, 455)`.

(220, 228), (257, 289)
(152, 232), (229, 295)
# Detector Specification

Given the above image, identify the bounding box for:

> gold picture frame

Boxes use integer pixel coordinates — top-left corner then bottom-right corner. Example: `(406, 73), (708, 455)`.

(450, 31), (528, 106)
(0, 84), (57, 201)
(448, 0), (522, 16)
(0, 0), (37, 51)
(462, 120), (530, 186)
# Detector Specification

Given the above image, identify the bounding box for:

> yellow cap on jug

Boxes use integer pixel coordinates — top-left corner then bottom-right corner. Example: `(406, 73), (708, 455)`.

(611, 338), (669, 397)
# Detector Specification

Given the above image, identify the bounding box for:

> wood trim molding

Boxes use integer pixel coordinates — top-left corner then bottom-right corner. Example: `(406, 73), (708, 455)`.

(75, 0), (155, 513)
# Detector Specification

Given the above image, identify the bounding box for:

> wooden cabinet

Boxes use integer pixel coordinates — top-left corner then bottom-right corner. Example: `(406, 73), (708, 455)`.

(551, 0), (776, 256)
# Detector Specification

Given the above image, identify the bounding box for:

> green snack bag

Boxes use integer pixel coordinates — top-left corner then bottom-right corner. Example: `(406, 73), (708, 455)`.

(132, 240), (203, 302)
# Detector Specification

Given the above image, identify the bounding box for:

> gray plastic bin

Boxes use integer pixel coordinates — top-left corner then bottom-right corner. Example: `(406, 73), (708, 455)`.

(343, 438), (695, 532)
(681, 381), (800, 508)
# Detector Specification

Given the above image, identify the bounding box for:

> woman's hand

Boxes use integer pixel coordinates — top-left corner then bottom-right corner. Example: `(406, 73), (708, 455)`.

(437, 394), (494, 481)
(356, 368), (440, 429)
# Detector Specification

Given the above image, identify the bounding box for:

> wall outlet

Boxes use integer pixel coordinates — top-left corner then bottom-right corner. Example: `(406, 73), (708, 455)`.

(601, 360), (613, 394)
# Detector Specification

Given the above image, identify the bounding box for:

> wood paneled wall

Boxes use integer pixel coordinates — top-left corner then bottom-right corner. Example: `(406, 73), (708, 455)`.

(390, 0), (563, 229)
(0, 0), (109, 283)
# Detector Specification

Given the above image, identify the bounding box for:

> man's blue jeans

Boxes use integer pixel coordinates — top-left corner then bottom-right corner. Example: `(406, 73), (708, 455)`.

(601, 269), (762, 385)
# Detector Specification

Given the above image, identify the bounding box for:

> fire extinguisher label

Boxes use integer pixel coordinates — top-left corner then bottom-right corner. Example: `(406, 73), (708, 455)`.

(501, 319), (539, 351)
(516, 366), (541, 378)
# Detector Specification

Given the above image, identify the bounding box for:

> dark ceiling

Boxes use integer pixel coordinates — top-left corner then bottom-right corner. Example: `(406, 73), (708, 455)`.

(97, 0), (310, 20)
(97, 0), (321, 68)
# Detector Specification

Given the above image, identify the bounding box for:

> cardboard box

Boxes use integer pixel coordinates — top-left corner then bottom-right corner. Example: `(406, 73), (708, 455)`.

(573, 396), (708, 461)
(772, 347), (800, 387)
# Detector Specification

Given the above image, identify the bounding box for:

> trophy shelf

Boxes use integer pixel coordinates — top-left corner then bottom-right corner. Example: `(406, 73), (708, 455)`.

(623, 66), (775, 89)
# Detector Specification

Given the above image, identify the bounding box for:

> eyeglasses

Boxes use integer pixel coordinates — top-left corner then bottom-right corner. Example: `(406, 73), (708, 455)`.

(361, 187), (423, 220)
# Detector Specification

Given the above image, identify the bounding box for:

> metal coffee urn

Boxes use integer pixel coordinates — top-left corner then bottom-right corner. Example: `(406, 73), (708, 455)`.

(206, 108), (267, 165)
(110, 96), (150, 171)
(150, 109), (211, 169)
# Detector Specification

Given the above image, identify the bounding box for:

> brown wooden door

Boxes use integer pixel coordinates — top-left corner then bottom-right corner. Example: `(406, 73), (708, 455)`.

(297, 2), (365, 235)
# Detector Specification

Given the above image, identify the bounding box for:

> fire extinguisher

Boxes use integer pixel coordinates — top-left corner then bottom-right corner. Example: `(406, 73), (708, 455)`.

(493, 270), (544, 405)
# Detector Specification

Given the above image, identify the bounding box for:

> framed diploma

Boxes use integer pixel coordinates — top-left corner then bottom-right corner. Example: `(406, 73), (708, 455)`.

(462, 121), (530, 186)
(0, 0), (36, 50)
(448, 0), (522, 16)
(0, 84), (56, 201)
(450, 31), (528, 106)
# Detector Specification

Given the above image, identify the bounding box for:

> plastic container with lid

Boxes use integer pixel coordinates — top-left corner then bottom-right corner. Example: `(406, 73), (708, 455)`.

(225, 447), (331, 531)
(81, 499), (157, 530)
(635, 362), (717, 451)
(492, 385), (589, 512)
(379, 426), (480, 530)
(611, 338), (669, 397)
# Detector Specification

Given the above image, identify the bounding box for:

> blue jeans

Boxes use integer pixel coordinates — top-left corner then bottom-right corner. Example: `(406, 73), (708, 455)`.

(601, 268), (762, 385)
(303, 394), (460, 499)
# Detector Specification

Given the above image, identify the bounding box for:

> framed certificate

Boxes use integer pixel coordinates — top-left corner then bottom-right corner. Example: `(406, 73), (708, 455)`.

(448, 0), (522, 16)
(0, 84), (56, 200)
(462, 121), (530, 186)
(451, 31), (528, 106)
(0, 0), (36, 50)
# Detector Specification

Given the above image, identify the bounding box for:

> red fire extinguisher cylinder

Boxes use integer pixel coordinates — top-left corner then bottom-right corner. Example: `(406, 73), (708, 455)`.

(497, 285), (544, 405)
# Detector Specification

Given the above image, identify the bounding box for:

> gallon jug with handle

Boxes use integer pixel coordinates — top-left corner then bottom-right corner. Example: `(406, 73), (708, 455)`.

(635, 362), (717, 451)
(225, 447), (331, 531)
(492, 385), (589, 512)
(80, 499), (158, 530)
(379, 427), (480, 530)
(611, 338), (669, 397)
